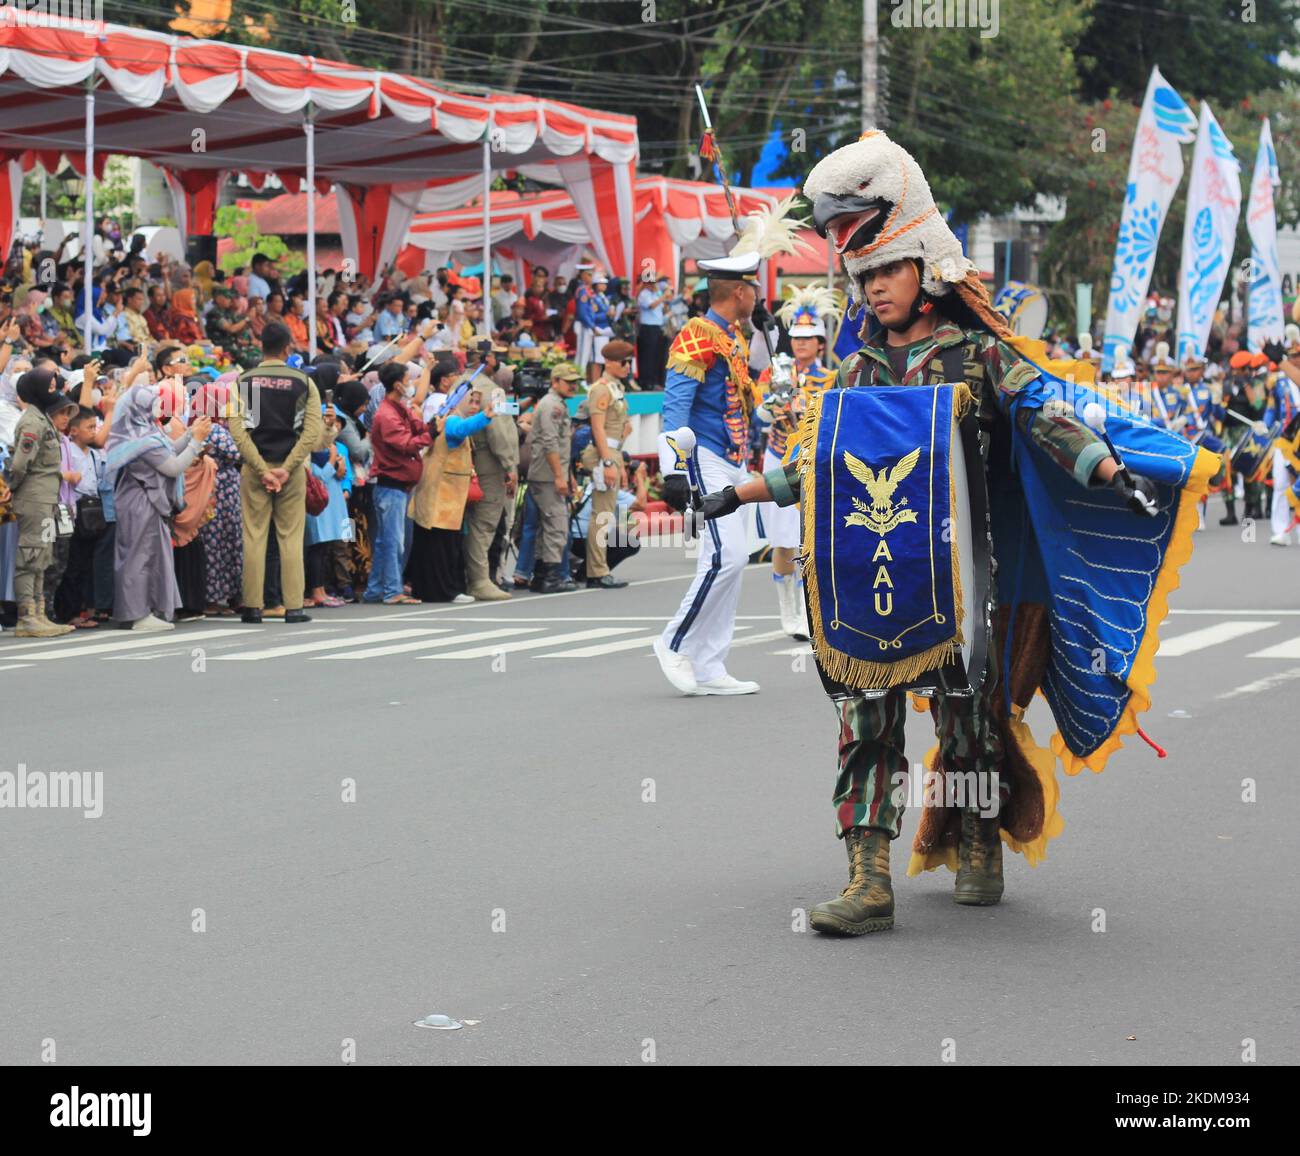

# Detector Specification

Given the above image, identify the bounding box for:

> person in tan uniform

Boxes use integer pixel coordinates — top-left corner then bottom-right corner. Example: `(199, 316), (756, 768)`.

(464, 375), (519, 601)
(525, 361), (581, 594)
(577, 338), (632, 589)
(6, 370), (77, 637)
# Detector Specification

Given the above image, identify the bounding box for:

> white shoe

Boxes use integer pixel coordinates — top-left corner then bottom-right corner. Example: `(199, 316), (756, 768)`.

(1270, 532), (1292, 547)
(653, 637), (698, 695)
(452, 593), (476, 603)
(132, 614), (175, 632)
(1197, 505), (1206, 532)
(774, 572), (802, 637)
(695, 674), (760, 695)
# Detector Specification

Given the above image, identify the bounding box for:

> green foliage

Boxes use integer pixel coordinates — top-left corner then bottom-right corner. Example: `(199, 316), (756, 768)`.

(214, 204), (303, 276)
(140, 0), (1300, 313)
(19, 155), (137, 230)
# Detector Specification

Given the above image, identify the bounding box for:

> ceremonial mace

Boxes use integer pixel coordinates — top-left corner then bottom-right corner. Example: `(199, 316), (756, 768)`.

(694, 84), (781, 371)
(671, 425), (704, 540)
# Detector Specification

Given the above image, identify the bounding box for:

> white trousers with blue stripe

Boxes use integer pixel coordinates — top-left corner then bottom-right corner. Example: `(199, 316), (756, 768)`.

(660, 446), (751, 683)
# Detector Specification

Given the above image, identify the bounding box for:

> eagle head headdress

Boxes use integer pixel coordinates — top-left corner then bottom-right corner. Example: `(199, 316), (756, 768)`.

(803, 130), (1005, 335)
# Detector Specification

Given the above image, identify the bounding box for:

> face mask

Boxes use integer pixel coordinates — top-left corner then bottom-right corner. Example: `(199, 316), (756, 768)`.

(403, 384), (416, 399)
(90, 388), (103, 406)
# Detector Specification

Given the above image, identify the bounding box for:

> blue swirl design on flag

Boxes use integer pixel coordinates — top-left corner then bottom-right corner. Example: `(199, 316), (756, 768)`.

(1152, 82), (1197, 141)
(1107, 190), (1161, 317)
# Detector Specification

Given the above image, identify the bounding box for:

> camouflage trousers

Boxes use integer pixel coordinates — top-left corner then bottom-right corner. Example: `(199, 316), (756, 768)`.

(831, 646), (1008, 839)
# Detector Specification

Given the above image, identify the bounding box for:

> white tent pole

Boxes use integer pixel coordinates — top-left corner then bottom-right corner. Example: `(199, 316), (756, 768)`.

(39, 167), (47, 220)
(83, 76), (95, 356)
(305, 103), (317, 360)
(481, 133), (492, 338)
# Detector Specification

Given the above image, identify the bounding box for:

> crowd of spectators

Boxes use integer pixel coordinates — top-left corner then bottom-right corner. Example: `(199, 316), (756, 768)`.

(0, 225), (673, 637)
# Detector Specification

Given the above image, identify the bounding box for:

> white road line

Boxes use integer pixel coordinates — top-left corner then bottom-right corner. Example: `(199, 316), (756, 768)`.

(771, 645), (814, 657)
(315, 627), (543, 660)
(537, 624), (755, 659)
(14, 627), (255, 661)
(212, 627), (452, 661)
(351, 614), (782, 624)
(1155, 621), (1277, 657)
(724, 629), (794, 649)
(1169, 608), (1300, 615)
(538, 634), (661, 658)
(1218, 666), (1300, 699)
(418, 627), (640, 660)
(0, 663), (34, 671)
(1247, 636), (1300, 660)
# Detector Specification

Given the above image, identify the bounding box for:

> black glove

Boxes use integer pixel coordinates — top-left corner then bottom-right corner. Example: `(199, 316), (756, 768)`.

(1110, 469), (1160, 517)
(751, 299), (774, 332)
(1263, 339), (1286, 365)
(700, 485), (741, 521)
(661, 473), (691, 513)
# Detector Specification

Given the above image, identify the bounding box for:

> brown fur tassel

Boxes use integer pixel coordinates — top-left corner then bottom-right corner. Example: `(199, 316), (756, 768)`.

(954, 271), (1015, 342)
(910, 602), (1052, 858)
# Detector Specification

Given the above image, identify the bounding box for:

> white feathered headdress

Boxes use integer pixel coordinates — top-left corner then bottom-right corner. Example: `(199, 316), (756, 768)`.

(730, 193), (812, 261)
(778, 282), (845, 339)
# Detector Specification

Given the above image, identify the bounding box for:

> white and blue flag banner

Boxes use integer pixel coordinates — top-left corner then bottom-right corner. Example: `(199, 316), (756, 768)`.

(1102, 67), (1196, 371)
(1247, 117), (1284, 352)
(1176, 102), (1242, 362)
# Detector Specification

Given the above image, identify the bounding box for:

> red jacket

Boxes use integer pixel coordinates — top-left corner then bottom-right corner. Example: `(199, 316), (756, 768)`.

(369, 395), (433, 489)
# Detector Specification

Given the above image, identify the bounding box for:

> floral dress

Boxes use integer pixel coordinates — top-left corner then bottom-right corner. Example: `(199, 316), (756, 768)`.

(200, 421), (243, 606)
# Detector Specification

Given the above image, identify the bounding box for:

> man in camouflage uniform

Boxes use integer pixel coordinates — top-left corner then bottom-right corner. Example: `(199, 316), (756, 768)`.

(695, 132), (1160, 936)
(206, 283), (262, 369)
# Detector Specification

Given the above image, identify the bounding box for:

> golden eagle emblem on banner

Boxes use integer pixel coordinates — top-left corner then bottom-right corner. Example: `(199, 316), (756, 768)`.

(843, 448), (921, 535)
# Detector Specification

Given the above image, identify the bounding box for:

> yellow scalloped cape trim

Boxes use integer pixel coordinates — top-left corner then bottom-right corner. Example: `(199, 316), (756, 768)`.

(905, 706), (1064, 877)
(1051, 443), (1220, 776)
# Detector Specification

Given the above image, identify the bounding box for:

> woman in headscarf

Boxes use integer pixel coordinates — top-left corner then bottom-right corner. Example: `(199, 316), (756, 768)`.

(105, 378), (212, 631)
(168, 289), (204, 345)
(331, 371), (373, 600)
(305, 405), (352, 607)
(192, 260), (216, 310)
(246, 294), (268, 342)
(192, 376), (243, 615)
(405, 382), (494, 602)
(159, 380), (217, 621)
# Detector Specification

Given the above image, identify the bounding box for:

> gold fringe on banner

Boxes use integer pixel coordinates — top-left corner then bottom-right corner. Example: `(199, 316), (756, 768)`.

(799, 384), (966, 690)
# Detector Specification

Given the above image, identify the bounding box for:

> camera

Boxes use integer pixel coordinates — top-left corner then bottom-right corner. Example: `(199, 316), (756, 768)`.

(514, 364), (551, 401)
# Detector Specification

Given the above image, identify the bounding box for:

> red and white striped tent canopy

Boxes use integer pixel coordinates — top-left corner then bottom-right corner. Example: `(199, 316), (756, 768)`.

(406, 177), (780, 289)
(0, 8), (638, 282)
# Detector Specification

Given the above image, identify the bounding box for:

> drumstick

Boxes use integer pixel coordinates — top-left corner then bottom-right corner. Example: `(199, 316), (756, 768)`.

(1082, 403), (1133, 485)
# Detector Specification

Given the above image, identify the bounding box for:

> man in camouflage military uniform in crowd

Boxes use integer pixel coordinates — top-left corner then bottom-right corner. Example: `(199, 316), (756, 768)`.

(206, 283), (262, 369)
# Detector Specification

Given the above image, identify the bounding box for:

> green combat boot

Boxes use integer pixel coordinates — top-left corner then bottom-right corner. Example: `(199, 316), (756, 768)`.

(954, 811), (1004, 906)
(809, 828), (894, 935)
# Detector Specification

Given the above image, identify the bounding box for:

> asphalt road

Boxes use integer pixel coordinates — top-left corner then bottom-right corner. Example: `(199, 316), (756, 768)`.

(1, 510), (1296, 1066)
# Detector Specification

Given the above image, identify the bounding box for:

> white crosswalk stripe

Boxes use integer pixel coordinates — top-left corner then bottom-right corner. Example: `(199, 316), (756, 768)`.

(538, 624), (753, 659)
(6, 613), (1297, 668)
(314, 627), (543, 660)
(1247, 636), (1300, 660)
(211, 628), (451, 661)
(1156, 621), (1277, 656)
(418, 627), (640, 660)
(7, 627), (254, 662)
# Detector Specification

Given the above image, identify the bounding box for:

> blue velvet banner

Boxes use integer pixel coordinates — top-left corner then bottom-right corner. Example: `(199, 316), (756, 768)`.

(806, 384), (962, 685)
